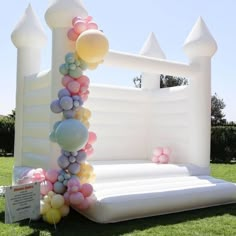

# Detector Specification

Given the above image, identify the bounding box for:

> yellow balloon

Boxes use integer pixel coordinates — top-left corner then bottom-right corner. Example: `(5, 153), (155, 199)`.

(51, 194), (65, 209)
(77, 162), (96, 184)
(45, 208), (61, 224)
(76, 29), (109, 64)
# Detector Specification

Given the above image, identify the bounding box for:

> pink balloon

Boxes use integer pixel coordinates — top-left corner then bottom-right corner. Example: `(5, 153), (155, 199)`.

(64, 192), (70, 205)
(74, 21), (87, 34)
(88, 132), (97, 144)
(72, 16), (82, 25)
(86, 16), (93, 22)
(80, 183), (93, 197)
(77, 198), (89, 210)
(70, 192), (84, 205)
(163, 147), (171, 156)
(159, 154), (169, 164)
(67, 28), (79, 41)
(67, 81), (80, 94)
(85, 144), (94, 156)
(45, 169), (59, 183)
(62, 75), (74, 87)
(153, 147), (163, 156)
(77, 75), (90, 85)
(40, 180), (53, 195)
(152, 156), (159, 163)
(87, 22), (98, 30)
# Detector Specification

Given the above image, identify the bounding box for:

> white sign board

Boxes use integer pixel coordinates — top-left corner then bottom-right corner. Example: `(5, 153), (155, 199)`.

(5, 182), (40, 224)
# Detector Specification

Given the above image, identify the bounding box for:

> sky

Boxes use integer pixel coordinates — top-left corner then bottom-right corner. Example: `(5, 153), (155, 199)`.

(1, 0), (236, 121)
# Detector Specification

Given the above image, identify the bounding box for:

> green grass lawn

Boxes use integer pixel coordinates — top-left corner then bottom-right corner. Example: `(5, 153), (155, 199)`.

(0, 157), (235, 236)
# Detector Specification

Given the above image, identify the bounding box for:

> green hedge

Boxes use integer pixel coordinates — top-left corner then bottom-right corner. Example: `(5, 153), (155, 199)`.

(0, 117), (14, 156)
(211, 126), (236, 163)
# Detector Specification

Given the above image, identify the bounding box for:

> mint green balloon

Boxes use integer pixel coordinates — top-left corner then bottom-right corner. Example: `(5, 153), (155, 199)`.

(55, 119), (88, 152)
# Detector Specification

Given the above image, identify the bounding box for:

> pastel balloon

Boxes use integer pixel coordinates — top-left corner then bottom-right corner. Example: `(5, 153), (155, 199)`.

(45, 169), (58, 183)
(50, 100), (63, 113)
(67, 28), (78, 41)
(69, 192), (84, 205)
(67, 81), (80, 93)
(54, 119), (89, 152)
(68, 162), (81, 175)
(63, 110), (75, 119)
(88, 132), (97, 144)
(76, 29), (109, 64)
(40, 180), (53, 195)
(152, 156), (159, 163)
(77, 198), (89, 210)
(45, 208), (61, 224)
(58, 88), (71, 99)
(72, 16), (82, 25)
(40, 200), (51, 215)
(67, 177), (80, 188)
(87, 22), (98, 30)
(62, 75), (74, 87)
(53, 181), (66, 194)
(80, 183), (93, 197)
(87, 62), (99, 70)
(63, 192), (70, 205)
(74, 20), (87, 34)
(69, 66), (83, 79)
(59, 64), (68, 75)
(59, 205), (70, 217)
(153, 147), (163, 156)
(59, 96), (73, 110)
(86, 16), (93, 22)
(65, 52), (75, 64)
(57, 155), (70, 169)
(76, 150), (87, 163)
(51, 194), (65, 209)
(159, 154), (169, 164)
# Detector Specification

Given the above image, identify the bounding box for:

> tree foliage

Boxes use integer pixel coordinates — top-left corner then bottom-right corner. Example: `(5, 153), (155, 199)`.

(160, 75), (188, 88)
(211, 93), (226, 125)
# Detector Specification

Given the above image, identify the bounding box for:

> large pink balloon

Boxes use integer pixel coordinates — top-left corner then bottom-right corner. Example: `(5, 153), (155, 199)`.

(40, 180), (53, 195)
(70, 192), (84, 205)
(80, 183), (93, 197)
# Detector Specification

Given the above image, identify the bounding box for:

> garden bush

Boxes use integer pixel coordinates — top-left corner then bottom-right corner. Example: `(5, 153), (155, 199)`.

(0, 117), (14, 156)
(211, 125), (236, 163)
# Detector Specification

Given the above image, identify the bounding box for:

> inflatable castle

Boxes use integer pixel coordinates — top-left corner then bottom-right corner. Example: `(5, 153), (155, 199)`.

(11, 0), (236, 223)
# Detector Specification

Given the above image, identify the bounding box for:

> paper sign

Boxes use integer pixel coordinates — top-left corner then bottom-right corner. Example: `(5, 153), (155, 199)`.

(5, 182), (40, 224)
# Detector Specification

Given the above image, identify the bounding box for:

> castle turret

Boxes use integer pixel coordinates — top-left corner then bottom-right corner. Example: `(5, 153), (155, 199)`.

(140, 32), (166, 89)
(183, 17), (217, 168)
(11, 4), (47, 166)
(45, 0), (88, 167)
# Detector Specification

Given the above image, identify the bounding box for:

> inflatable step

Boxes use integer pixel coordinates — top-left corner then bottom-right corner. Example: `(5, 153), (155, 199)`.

(75, 175), (236, 223)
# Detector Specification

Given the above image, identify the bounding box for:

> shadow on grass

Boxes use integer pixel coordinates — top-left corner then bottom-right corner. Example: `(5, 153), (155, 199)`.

(0, 204), (235, 236)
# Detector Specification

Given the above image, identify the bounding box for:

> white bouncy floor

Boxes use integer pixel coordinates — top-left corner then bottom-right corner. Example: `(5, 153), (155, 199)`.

(74, 161), (236, 223)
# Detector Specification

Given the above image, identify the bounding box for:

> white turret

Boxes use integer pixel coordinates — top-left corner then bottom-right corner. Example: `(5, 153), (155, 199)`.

(11, 4), (47, 166)
(45, 0), (88, 167)
(183, 17), (217, 168)
(140, 32), (166, 89)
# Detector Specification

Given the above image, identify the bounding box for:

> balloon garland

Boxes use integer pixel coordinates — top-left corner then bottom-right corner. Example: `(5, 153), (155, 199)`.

(16, 15), (109, 225)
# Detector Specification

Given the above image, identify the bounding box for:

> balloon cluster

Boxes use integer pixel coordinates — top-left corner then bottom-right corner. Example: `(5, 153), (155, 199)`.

(152, 147), (172, 164)
(16, 14), (109, 225)
(67, 16), (98, 42)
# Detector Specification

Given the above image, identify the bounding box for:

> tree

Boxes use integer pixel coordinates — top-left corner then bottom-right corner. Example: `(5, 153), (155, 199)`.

(133, 74), (188, 89)
(211, 93), (226, 125)
(7, 109), (15, 121)
(160, 75), (188, 88)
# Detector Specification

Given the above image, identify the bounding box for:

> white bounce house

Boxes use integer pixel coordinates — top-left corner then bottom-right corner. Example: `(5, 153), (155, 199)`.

(11, 0), (236, 223)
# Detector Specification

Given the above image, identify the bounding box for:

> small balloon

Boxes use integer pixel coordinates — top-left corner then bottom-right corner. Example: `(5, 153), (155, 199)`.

(45, 208), (61, 224)
(51, 194), (65, 209)
(69, 192), (84, 205)
(67, 28), (78, 41)
(50, 100), (63, 113)
(59, 205), (70, 217)
(67, 81), (80, 93)
(74, 21), (87, 34)
(59, 96), (73, 110)
(45, 169), (59, 183)
(62, 75), (74, 87)
(69, 67), (83, 79)
(54, 181), (66, 194)
(80, 183), (93, 197)
(65, 52), (75, 64)
(59, 64), (69, 75)
(40, 180), (53, 196)
(57, 155), (70, 169)
(68, 163), (80, 175)
(58, 88), (71, 99)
